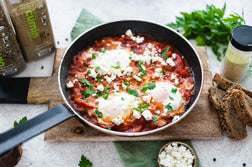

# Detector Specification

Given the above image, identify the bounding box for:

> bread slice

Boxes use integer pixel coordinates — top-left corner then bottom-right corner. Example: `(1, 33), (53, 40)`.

(213, 73), (252, 98)
(208, 86), (225, 111)
(232, 89), (252, 128)
(219, 83), (247, 140)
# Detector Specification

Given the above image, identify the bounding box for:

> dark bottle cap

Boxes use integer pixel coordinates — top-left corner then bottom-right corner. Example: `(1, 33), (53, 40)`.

(231, 25), (252, 51)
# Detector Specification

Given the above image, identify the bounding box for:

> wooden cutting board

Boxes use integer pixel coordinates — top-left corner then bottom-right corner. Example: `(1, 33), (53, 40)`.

(27, 47), (222, 142)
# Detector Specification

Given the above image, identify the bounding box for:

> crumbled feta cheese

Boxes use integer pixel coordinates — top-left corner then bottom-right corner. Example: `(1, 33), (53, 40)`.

(123, 66), (133, 76)
(152, 68), (163, 78)
(133, 75), (142, 82)
(172, 115), (180, 123)
(88, 69), (98, 79)
(125, 29), (133, 37)
(113, 83), (120, 92)
(172, 53), (177, 59)
(174, 78), (179, 85)
(112, 117), (124, 126)
(66, 81), (74, 88)
(171, 73), (176, 80)
(135, 36), (144, 43)
(167, 58), (175, 67)
(142, 110), (152, 121)
(159, 142), (194, 167)
(133, 110), (142, 119)
(142, 94), (152, 103)
(156, 110), (160, 114)
(97, 84), (104, 91)
(104, 74), (116, 84)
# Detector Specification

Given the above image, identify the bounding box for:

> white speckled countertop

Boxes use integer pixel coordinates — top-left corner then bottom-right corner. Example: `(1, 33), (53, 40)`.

(1, 0), (252, 166)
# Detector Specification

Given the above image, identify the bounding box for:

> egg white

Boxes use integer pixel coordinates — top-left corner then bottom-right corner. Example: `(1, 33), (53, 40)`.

(96, 92), (140, 124)
(146, 82), (183, 111)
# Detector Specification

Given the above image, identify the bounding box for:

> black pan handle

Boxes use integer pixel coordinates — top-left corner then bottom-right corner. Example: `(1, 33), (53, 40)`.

(0, 104), (74, 155)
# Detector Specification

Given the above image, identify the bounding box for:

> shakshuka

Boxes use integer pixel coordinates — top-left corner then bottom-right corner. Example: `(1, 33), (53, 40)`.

(67, 29), (194, 132)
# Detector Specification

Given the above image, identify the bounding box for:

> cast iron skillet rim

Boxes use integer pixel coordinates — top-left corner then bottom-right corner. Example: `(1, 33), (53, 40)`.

(58, 20), (204, 136)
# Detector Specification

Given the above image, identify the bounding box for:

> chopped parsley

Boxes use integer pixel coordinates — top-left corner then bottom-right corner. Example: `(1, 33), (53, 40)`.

(139, 104), (148, 109)
(153, 115), (158, 123)
(102, 86), (110, 100)
(78, 155), (92, 167)
(89, 84), (94, 90)
(129, 56), (132, 59)
(139, 73), (144, 79)
(106, 127), (111, 130)
(121, 97), (125, 101)
(122, 81), (129, 86)
(171, 88), (177, 94)
(111, 65), (120, 69)
(82, 89), (95, 97)
(96, 91), (102, 96)
(14, 116), (27, 127)
(92, 53), (96, 59)
(133, 108), (144, 113)
(87, 69), (91, 74)
(95, 109), (103, 118)
(127, 88), (139, 96)
(169, 96), (174, 100)
(97, 77), (102, 82)
(161, 47), (169, 59)
(141, 83), (156, 93)
(138, 61), (147, 75)
(81, 78), (90, 85)
(101, 47), (106, 53)
(95, 66), (100, 71)
(165, 103), (173, 111)
(162, 68), (165, 75)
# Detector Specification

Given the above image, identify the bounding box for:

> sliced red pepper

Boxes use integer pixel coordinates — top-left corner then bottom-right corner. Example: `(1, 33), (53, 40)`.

(74, 99), (95, 109)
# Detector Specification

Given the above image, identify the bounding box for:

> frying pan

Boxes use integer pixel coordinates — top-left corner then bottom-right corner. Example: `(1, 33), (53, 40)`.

(0, 20), (203, 155)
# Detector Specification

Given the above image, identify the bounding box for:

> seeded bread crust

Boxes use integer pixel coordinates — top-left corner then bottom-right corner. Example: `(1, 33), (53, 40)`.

(208, 86), (225, 111)
(232, 89), (252, 128)
(220, 84), (247, 140)
(213, 73), (252, 98)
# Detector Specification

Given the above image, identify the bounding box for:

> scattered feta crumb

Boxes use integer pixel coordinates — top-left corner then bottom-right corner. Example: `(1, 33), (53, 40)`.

(97, 84), (104, 91)
(152, 68), (163, 78)
(142, 110), (152, 121)
(156, 110), (160, 114)
(142, 94), (152, 103)
(112, 117), (124, 126)
(88, 69), (98, 79)
(172, 115), (180, 123)
(167, 58), (175, 67)
(66, 81), (74, 88)
(125, 29), (133, 37)
(159, 142), (194, 167)
(135, 36), (144, 44)
(113, 83), (120, 92)
(172, 53), (177, 59)
(133, 110), (142, 119)
(133, 75), (142, 82)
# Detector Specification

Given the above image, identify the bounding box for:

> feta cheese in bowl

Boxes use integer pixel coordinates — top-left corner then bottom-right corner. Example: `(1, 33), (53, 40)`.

(158, 141), (197, 167)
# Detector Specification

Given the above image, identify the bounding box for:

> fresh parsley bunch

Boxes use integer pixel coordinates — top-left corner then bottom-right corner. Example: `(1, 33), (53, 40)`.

(167, 3), (246, 61)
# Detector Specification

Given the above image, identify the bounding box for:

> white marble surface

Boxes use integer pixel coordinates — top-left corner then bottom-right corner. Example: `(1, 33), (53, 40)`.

(0, 0), (252, 166)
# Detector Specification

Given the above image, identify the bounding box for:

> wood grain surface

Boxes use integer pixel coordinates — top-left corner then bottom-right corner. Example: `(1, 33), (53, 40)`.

(27, 47), (222, 142)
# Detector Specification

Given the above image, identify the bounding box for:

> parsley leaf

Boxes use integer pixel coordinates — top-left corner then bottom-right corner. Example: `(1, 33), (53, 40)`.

(121, 97), (124, 101)
(167, 3), (246, 61)
(169, 96), (174, 100)
(111, 65), (120, 69)
(139, 104), (149, 108)
(165, 103), (173, 111)
(138, 61), (147, 76)
(133, 108), (144, 113)
(161, 47), (169, 59)
(87, 69), (91, 74)
(81, 78), (90, 85)
(78, 155), (92, 167)
(82, 90), (95, 97)
(141, 83), (156, 92)
(153, 115), (158, 123)
(106, 127), (111, 130)
(127, 88), (139, 96)
(162, 68), (165, 75)
(97, 77), (102, 82)
(92, 53), (96, 59)
(14, 116), (27, 127)
(171, 88), (177, 94)
(122, 81), (129, 86)
(95, 110), (103, 118)
(95, 66), (100, 71)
